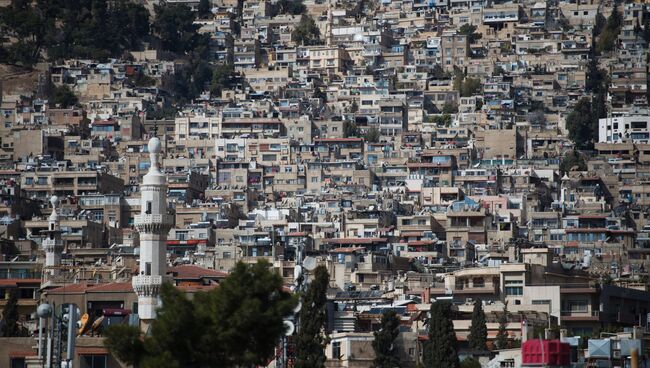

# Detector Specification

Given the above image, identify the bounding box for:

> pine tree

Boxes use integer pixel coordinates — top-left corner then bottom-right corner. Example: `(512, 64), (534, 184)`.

(468, 299), (487, 351)
(372, 310), (401, 368)
(494, 303), (509, 350)
(198, 0), (211, 18)
(105, 260), (296, 367)
(424, 301), (460, 368)
(294, 265), (329, 368)
(1, 289), (26, 337)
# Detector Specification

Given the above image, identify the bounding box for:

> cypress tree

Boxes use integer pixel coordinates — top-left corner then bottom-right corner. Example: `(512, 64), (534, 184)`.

(372, 310), (401, 368)
(294, 265), (329, 368)
(1, 289), (26, 337)
(424, 301), (460, 368)
(494, 303), (509, 350)
(468, 299), (487, 351)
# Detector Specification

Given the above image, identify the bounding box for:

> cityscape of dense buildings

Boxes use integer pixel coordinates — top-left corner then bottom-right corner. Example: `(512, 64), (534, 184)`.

(1, 0), (650, 367)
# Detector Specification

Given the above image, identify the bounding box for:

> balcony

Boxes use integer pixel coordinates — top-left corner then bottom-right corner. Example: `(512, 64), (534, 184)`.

(560, 310), (600, 321)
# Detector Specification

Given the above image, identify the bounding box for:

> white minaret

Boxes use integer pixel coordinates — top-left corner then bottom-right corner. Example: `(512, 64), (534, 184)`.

(326, 0), (334, 47)
(42, 195), (63, 280)
(132, 137), (174, 322)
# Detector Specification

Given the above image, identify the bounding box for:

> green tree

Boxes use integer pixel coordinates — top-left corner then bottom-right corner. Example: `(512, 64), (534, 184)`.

(292, 14), (321, 45)
(596, 7), (622, 53)
(593, 13), (607, 37)
(1, 289), (27, 337)
(104, 325), (145, 368)
(565, 98), (595, 149)
(365, 127), (381, 143)
(559, 150), (587, 173)
(210, 63), (235, 95)
(460, 357), (482, 368)
(198, 0), (211, 18)
(226, 203), (247, 228)
(343, 120), (359, 138)
(460, 78), (481, 97)
(52, 85), (78, 108)
(277, 0), (306, 15)
(458, 24), (482, 44)
(494, 303), (509, 350)
(468, 299), (487, 351)
(372, 310), (401, 368)
(424, 301), (459, 368)
(442, 101), (458, 114)
(105, 261), (295, 367)
(294, 265), (329, 368)
(153, 3), (206, 54)
(0, 0), (45, 66)
(432, 113), (452, 127)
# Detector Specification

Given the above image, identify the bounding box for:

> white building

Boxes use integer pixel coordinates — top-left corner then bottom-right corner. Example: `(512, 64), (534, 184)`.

(598, 115), (650, 143)
(132, 137), (175, 323)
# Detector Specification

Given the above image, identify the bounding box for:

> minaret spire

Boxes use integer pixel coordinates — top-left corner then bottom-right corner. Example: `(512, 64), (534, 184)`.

(132, 137), (174, 326)
(326, 0), (333, 47)
(42, 195), (63, 283)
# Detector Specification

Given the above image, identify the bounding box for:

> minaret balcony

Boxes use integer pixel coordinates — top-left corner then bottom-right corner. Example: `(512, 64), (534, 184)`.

(134, 214), (175, 233)
(132, 275), (164, 297)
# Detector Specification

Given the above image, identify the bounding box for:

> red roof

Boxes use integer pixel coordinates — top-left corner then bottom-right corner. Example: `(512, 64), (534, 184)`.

(314, 138), (363, 142)
(77, 347), (109, 355)
(286, 232), (308, 236)
(329, 247), (366, 253)
(408, 240), (435, 246)
(0, 278), (41, 287)
(401, 231), (424, 237)
(323, 237), (387, 245)
(47, 282), (133, 294)
(177, 284), (219, 292)
(169, 265), (228, 279)
(10, 350), (36, 358)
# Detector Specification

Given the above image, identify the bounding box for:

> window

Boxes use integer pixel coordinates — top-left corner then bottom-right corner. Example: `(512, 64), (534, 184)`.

(568, 300), (588, 312)
(10, 358), (25, 368)
(532, 299), (551, 305)
(332, 341), (341, 359)
(505, 286), (522, 296)
(223, 252), (231, 259)
(505, 280), (523, 296)
(81, 355), (107, 368)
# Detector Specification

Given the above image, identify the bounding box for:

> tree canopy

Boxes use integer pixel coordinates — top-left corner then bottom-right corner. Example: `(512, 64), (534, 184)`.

(105, 261), (296, 368)
(565, 97), (596, 149)
(1, 289), (28, 337)
(372, 310), (401, 368)
(468, 299), (487, 351)
(494, 303), (509, 350)
(596, 8), (622, 53)
(292, 15), (321, 46)
(560, 150), (587, 173)
(294, 265), (330, 368)
(51, 84), (78, 108)
(153, 3), (208, 55)
(458, 24), (482, 44)
(424, 301), (460, 368)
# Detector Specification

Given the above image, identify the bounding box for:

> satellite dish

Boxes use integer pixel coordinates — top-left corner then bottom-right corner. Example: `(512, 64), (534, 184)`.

(293, 301), (302, 314)
(303, 256), (317, 271)
(284, 320), (295, 336)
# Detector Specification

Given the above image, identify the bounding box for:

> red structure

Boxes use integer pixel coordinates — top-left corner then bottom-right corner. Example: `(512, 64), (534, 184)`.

(522, 339), (571, 367)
